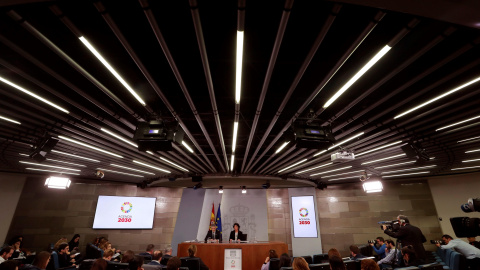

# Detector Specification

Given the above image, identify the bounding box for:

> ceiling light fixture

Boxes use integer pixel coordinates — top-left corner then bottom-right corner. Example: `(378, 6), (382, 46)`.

(132, 160), (171, 173)
(451, 165), (480, 171)
(310, 166), (352, 177)
(232, 122), (239, 153)
(380, 165), (437, 174)
(373, 160), (417, 169)
(51, 150), (100, 162)
(458, 136), (480, 143)
(110, 164), (155, 175)
(241, 186), (247, 194)
(219, 186), (224, 194)
(230, 154), (235, 171)
(328, 176), (361, 181)
(46, 158), (86, 167)
(160, 157), (189, 172)
(26, 168), (79, 175)
(382, 171), (430, 178)
(313, 149), (327, 157)
(275, 141), (290, 154)
(58, 135), (123, 158)
(146, 151), (155, 155)
(182, 141), (194, 153)
(466, 149), (480, 154)
(356, 141), (403, 156)
(79, 36), (146, 106)
(45, 176), (71, 189)
(101, 128), (138, 147)
(394, 76), (480, 119)
(0, 76), (69, 113)
(323, 170), (364, 178)
(235, 31), (244, 104)
(328, 132), (364, 150)
(323, 45), (392, 109)
(278, 159), (308, 173)
(19, 161), (81, 171)
(361, 153), (406, 165)
(463, 158), (480, 163)
(295, 162), (333, 174)
(436, 115), (480, 131)
(0, 115), (21, 125)
(363, 181), (383, 193)
(97, 168), (144, 178)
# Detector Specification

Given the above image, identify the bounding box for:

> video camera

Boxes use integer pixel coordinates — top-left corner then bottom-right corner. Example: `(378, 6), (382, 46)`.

(367, 240), (376, 244)
(378, 220), (401, 232)
(450, 198), (480, 238)
(430, 240), (444, 245)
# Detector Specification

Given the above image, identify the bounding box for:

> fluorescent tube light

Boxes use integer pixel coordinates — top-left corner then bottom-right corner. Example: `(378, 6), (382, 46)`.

(323, 170), (364, 178)
(458, 136), (480, 143)
(466, 149), (480, 154)
(310, 166), (352, 177)
(232, 122), (239, 153)
(101, 128), (138, 147)
(278, 159), (308, 173)
(235, 31), (244, 104)
(110, 164), (155, 175)
(231, 154), (235, 171)
(276, 141), (290, 154)
(323, 45), (392, 109)
(160, 157), (189, 172)
(79, 37), (146, 106)
(0, 115), (21, 125)
(97, 168), (144, 178)
(363, 181), (383, 193)
(182, 141), (194, 153)
(380, 165), (437, 175)
(328, 132), (364, 150)
(45, 177), (71, 189)
(313, 149), (327, 157)
(463, 158), (480, 163)
(328, 176), (361, 181)
(361, 154), (406, 165)
(19, 153), (29, 157)
(356, 141), (402, 156)
(0, 76), (69, 113)
(382, 171), (430, 178)
(133, 160), (171, 173)
(295, 162), (333, 174)
(451, 165), (480, 171)
(26, 168), (79, 175)
(436, 115), (480, 131)
(373, 160), (416, 169)
(58, 136), (123, 158)
(51, 150), (100, 162)
(395, 76), (480, 119)
(146, 151), (155, 155)
(46, 158), (86, 167)
(19, 161), (81, 171)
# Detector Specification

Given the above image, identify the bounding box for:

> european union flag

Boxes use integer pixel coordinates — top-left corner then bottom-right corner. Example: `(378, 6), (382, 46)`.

(216, 203), (222, 235)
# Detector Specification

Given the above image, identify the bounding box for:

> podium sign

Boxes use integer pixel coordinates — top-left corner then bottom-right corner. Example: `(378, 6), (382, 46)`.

(224, 249), (242, 270)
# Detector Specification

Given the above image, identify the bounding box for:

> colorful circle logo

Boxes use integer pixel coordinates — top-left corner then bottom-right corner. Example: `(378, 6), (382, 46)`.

(121, 202), (133, 213)
(299, 207), (308, 217)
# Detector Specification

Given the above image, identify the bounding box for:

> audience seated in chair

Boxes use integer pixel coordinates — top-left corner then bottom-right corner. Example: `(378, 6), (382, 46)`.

(121, 251), (135, 264)
(0, 246), (14, 264)
(104, 250), (115, 261)
(328, 249), (341, 260)
(147, 251), (163, 266)
(21, 251), (51, 270)
(361, 259), (379, 270)
(292, 257), (309, 270)
(139, 245), (154, 259)
(398, 245), (421, 267)
(68, 235), (80, 253)
(92, 259), (108, 270)
(166, 257), (181, 270)
(57, 243), (74, 268)
(187, 245), (209, 270)
(329, 256), (346, 270)
(279, 253), (291, 268)
(350, 245), (367, 261)
(128, 256), (144, 270)
(261, 249), (278, 270)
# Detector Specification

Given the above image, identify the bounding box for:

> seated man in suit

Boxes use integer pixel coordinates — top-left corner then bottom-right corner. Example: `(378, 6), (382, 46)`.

(204, 225), (222, 243)
(147, 251), (162, 265)
(229, 223), (244, 243)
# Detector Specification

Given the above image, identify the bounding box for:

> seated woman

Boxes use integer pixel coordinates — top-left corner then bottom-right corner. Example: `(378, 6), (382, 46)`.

(20, 251), (50, 270)
(361, 259), (380, 270)
(57, 243), (75, 268)
(329, 256), (346, 270)
(68, 234), (80, 253)
(292, 257), (310, 270)
(187, 245), (209, 270)
(91, 259), (108, 270)
(228, 223), (244, 242)
(10, 239), (25, 259)
(261, 250), (278, 270)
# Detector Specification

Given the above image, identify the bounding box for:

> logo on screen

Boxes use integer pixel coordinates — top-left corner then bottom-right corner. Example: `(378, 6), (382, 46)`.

(299, 207), (308, 217)
(121, 202), (133, 213)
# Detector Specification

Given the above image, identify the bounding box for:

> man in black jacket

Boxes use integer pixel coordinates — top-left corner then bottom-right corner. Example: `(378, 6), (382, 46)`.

(204, 225), (222, 242)
(383, 215), (427, 262)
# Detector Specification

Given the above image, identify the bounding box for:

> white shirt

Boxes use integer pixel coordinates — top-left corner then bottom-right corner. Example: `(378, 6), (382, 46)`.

(0, 257), (6, 264)
(441, 239), (480, 259)
(235, 232), (238, 240)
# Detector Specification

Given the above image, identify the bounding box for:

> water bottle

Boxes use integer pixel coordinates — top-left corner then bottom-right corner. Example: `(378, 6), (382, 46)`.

(254, 236), (257, 243)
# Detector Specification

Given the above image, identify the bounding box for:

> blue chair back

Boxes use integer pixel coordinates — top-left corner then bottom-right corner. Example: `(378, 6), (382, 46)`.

(51, 251), (60, 270)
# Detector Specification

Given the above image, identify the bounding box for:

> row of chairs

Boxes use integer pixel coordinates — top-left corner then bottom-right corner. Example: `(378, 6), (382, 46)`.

(433, 248), (466, 270)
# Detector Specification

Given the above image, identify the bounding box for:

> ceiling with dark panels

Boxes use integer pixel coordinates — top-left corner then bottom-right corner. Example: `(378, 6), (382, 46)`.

(0, 0), (480, 188)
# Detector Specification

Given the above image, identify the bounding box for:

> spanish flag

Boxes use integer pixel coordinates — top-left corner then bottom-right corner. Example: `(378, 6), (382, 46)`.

(209, 203), (215, 230)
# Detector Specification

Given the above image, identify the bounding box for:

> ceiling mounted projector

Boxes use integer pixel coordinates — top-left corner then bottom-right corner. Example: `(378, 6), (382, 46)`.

(133, 119), (184, 152)
(289, 121), (335, 149)
(331, 150), (355, 163)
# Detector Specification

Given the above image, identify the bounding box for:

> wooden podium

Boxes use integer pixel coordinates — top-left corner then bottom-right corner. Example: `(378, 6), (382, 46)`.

(177, 241), (288, 270)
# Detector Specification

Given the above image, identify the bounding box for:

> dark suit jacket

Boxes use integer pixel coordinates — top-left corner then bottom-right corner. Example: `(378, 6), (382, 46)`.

(384, 223), (427, 261)
(229, 230), (244, 241)
(204, 230), (222, 242)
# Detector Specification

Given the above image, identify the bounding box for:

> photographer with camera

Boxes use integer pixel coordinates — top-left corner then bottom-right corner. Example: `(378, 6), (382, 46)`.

(436, 234), (480, 270)
(369, 237), (387, 259)
(376, 240), (396, 269)
(469, 237), (480, 249)
(382, 215), (427, 262)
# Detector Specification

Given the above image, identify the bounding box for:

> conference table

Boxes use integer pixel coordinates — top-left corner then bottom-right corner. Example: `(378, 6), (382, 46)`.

(177, 241), (288, 270)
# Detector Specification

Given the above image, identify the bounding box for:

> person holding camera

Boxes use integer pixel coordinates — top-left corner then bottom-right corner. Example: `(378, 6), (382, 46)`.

(369, 237), (386, 259)
(382, 215), (427, 262)
(436, 234), (480, 270)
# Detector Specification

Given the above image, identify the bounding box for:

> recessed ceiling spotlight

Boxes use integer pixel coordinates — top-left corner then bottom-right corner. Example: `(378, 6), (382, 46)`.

(241, 186), (247, 194)
(219, 186), (224, 194)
